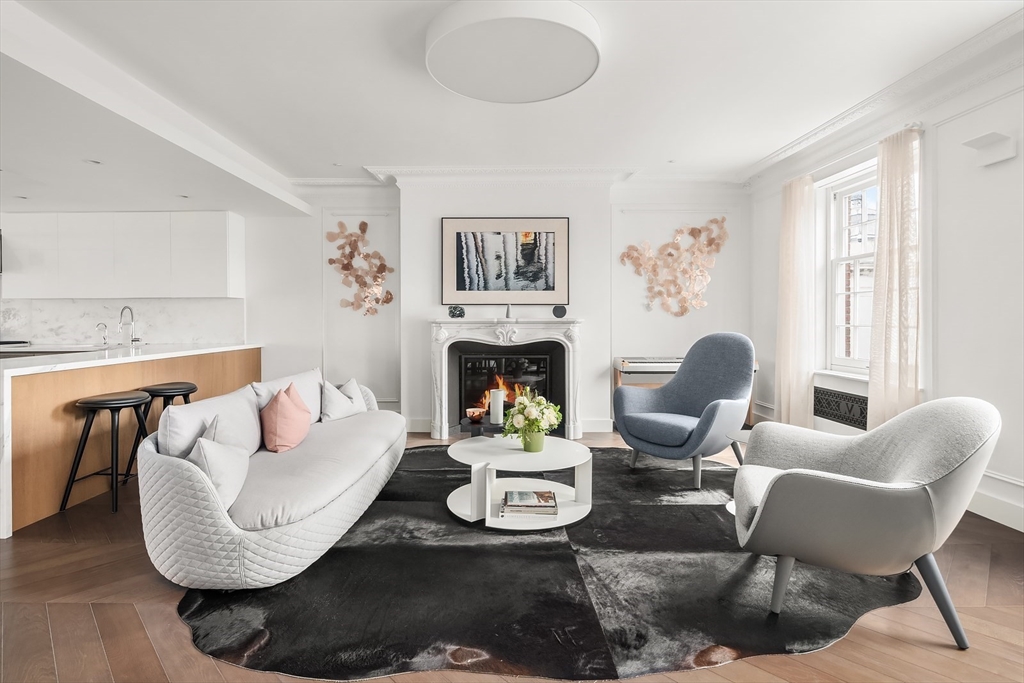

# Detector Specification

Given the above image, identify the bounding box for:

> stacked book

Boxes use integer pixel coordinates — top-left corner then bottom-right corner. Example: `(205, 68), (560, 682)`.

(499, 490), (559, 518)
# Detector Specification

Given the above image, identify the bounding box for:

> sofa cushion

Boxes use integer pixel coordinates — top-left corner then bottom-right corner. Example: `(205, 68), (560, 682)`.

(261, 383), (311, 453)
(159, 386), (261, 457)
(622, 412), (700, 447)
(322, 380), (364, 421)
(228, 409), (407, 531)
(733, 464), (782, 529)
(185, 432), (250, 509)
(252, 369), (323, 425)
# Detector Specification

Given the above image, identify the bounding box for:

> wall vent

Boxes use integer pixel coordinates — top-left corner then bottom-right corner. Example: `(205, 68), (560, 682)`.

(813, 387), (868, 430)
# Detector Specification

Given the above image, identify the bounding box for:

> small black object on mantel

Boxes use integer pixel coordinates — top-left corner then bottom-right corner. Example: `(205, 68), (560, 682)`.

(448, 306), (465, 319)
(552, 305), (567, 319)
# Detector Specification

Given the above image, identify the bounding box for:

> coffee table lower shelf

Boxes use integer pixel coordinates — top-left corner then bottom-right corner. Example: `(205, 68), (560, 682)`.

(447, 477), (591, 531)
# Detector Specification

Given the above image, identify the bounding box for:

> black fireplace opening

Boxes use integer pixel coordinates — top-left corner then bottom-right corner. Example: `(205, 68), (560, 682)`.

(448, 340), (566, 436)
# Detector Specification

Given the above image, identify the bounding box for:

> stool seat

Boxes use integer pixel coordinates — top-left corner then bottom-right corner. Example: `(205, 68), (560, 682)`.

(140, 381), (198, 397)
(77, 391), (152, 410)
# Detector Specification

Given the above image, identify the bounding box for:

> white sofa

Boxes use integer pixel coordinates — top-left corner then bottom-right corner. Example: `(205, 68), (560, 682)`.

(137, 380), (406, 589)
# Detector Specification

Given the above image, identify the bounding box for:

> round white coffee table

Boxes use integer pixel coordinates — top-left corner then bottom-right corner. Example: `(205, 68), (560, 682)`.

(446, 435), (593, 531)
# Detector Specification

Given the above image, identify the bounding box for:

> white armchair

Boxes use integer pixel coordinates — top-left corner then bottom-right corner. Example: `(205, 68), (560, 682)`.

(734, 397), (1001, 649)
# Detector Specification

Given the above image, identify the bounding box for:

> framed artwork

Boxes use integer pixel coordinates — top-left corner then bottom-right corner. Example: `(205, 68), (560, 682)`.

(442, 217), (569, 305)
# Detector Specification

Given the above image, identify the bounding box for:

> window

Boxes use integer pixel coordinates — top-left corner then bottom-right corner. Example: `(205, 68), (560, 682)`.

(826, 169), (877, 372)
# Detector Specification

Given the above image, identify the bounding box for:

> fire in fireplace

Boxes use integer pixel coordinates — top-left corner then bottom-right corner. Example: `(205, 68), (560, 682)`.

(461, 354), (549, 422)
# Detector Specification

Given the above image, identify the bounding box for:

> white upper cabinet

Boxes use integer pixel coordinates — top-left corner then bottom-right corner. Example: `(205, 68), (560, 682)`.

(1, 211), (244, 298)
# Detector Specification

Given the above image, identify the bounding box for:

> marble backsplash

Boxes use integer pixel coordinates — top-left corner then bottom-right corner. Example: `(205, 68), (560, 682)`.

(0, 298), (245, 345)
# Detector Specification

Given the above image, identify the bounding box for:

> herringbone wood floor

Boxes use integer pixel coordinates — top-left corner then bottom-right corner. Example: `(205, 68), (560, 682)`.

(1, 432), (1021, 683)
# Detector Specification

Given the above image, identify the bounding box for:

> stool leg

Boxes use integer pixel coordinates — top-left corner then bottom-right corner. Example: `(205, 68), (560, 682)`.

(125, 399), (153, 485)
(60, 410), (96, 511)
(162, 396), (172, 412)
(109, 409), (120, 513)
(183, 393), (191, 404)
(123, 404), (149, 486)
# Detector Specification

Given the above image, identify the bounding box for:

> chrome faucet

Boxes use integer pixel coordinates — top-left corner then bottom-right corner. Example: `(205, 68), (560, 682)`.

(95, 322), (108, 346)
(118, 306), (140, 345)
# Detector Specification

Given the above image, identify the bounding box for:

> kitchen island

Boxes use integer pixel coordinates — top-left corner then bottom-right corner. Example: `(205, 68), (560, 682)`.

(1, 344), (261, 537)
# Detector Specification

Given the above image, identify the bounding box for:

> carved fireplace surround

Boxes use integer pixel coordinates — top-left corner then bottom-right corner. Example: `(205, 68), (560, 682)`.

(430, 318), (583, 440)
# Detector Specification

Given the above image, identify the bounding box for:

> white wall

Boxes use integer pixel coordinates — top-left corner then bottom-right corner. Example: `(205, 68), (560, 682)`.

(244, 213), (322, 381)
(748, 53), (1024, 528)
(610, 183), (752, 361)
(244, 186), (401, 391)
(321, 203), (401, 410)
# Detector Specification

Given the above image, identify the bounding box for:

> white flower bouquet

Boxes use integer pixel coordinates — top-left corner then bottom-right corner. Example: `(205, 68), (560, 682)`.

(501, 387), (562, 452)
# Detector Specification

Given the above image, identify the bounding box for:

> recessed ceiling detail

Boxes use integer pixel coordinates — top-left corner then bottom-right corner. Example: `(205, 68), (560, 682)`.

(425, 0), (601, 104)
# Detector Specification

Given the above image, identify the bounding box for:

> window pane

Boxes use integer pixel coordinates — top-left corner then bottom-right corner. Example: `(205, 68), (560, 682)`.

(855, 327), (872, 361)
(835, 326), (853, 359)
(848, 220), (875, 256)
(844, 191), (864, 227)
(839, 226), (859, 257)
(836, 295), (852, 325)
(854, 293), (873, 325)
(863, 186), (878, 218)
(836, 261), (854, 293)
(856, 258), (874, 291)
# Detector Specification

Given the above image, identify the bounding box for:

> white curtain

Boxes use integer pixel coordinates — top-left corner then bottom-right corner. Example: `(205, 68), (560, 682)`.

(868, 129), (922, 428)
(775, 175), (816, 428)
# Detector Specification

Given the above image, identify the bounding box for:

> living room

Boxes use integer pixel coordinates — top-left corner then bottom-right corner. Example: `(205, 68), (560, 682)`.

(0, 1), (1022, 682)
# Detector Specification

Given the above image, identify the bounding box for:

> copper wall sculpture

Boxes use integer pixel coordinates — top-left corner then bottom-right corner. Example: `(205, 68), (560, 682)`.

(326, 220), (395, 316)
(619, 217), (729, 317)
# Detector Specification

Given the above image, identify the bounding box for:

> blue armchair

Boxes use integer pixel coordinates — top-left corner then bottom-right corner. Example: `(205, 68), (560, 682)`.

(613, 332), (755, 487)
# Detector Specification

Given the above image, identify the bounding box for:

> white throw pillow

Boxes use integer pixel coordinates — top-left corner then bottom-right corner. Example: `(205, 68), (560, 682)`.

(184, 419), (249, 508)
(321, 380), (364, 421)
(252, 369), (323, 425)
(339, 378), (367, 413)
(159, 386), (261, 458)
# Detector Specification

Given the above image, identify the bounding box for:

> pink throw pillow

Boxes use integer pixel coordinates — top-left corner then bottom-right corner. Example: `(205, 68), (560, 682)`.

(260, 383), (311, 453)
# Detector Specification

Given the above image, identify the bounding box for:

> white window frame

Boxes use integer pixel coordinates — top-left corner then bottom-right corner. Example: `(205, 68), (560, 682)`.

(825, 165), (877, 374)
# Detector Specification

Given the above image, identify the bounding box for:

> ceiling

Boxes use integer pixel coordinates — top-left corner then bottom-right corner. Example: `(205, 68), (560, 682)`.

(3, 0), (1023, 204)
(0, 55), (309, 215)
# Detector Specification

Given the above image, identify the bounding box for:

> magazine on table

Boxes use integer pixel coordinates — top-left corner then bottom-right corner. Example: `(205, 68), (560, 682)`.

(500, 490), (559, 517)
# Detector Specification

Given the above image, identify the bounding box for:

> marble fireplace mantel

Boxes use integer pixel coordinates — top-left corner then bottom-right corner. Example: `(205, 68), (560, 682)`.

(430, 318), (583, 439)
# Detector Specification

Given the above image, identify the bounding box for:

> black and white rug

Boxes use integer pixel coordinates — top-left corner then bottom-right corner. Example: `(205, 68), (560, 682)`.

(178, 446), (921, 680)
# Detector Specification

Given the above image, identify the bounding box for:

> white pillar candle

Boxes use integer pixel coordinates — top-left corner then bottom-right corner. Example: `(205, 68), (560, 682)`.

(489, 389), (505, 424)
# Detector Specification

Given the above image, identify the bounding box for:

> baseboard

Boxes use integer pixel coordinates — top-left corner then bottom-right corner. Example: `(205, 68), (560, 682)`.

(582, 418), (614, 433)
(969, 471), (1024, 532)
(408, 418), (432, 434)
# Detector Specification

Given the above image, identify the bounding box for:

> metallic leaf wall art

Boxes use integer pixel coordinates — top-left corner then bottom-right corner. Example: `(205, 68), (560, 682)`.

(326, 220), (395, 316)
(619, 217), (729, 317)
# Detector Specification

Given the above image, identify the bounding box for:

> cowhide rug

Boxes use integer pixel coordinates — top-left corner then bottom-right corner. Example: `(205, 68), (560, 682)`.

(178, 445), (920, 680)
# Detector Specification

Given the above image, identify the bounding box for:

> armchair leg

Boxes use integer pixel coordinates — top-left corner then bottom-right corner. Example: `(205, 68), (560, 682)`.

(692, 455), (702, 488)
(731, 440), (744, 465)
(629, 448), (640, 469)
(770, 555), (795, 614)
(916, 553), (970, 649)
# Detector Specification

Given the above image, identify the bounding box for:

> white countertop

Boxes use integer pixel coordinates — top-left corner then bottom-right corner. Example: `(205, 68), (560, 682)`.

(0, 343), (260, 379)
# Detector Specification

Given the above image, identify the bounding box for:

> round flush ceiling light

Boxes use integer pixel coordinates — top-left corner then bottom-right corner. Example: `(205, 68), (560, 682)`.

(426, 0), (601, 104)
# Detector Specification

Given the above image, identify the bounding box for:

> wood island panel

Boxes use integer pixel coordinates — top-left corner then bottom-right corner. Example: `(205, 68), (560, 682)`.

(10, 348), (261, 531)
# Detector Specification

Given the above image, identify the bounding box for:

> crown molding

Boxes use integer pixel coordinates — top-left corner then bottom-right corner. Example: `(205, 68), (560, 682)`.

(290, 177), (384, 187)
(364, 166), (638, 185)
(745, 48), (1024, 194)
(739, 10), (1024, 184)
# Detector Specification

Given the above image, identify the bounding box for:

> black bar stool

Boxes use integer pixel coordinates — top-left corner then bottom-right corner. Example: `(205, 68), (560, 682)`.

(60, 391), (151, 514)
(123, 381), (199, 484)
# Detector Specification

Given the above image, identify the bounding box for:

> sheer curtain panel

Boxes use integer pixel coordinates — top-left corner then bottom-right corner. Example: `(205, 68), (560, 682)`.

(775, 175), (816, 428)
(868, 129), (922, 429)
